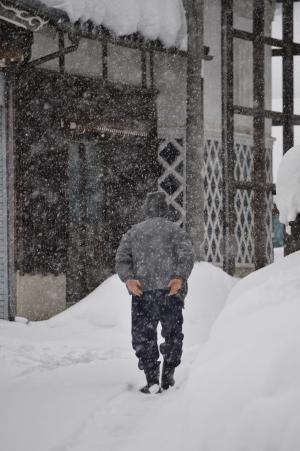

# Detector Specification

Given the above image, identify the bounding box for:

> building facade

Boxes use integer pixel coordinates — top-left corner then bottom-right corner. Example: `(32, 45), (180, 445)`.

(0, 0), (276, 320)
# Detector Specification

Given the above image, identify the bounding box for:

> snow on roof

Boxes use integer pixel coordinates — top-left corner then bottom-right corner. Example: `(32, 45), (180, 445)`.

(42, 0), (187, 48)
(276, 146), (300, 224)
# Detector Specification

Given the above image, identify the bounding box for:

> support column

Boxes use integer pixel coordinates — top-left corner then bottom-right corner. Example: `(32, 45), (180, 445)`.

(0, 73), (9, 320)
(221, 0), (236, 275)
(282, 0), (294, 154)
(78, 143), (87, 298)
(253, 0), (267, 269)
(282, 0), (300, 255)
(186, 0), (205, 260)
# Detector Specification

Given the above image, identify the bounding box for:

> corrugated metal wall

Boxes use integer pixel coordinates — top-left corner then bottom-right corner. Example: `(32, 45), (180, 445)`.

(0, 74), (8, 320)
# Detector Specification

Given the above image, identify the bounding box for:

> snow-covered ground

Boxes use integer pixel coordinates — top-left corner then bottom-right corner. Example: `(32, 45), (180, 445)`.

(0, 262), (234, 451)
(1, 253), (300, 451)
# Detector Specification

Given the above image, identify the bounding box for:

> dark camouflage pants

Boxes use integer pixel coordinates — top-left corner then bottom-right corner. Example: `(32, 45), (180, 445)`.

(131, 289), (184, 373)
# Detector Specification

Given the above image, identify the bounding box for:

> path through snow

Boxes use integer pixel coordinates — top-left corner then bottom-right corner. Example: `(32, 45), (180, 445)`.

(0, 263), (234, 451)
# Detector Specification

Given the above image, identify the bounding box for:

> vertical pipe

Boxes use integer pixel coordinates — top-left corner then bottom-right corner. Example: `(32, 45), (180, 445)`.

(186, 0), (205, 260)
(102, 35), (108, 80)
(221, 0), (236, 275)
(253, 0), (267, 269)
(141, 49), (147, 88)
(58, 31), (65, 73)
(150, 49), (155, 91)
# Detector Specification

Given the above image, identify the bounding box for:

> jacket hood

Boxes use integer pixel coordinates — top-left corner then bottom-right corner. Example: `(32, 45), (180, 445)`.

(144, 191), (169, 218)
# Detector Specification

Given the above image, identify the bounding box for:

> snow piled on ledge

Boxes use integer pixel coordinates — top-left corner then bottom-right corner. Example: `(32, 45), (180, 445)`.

(43, 0), (187, 48)
(276, 145), (300, 224)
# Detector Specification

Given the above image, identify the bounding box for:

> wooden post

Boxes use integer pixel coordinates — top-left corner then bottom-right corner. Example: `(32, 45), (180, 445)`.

(6, 73), (17, 320)
(282, 0), (294, 154)
(282, 0), (300, 256)
(58, 31), (65, 73)
(186, 0), (205, 260)
(221, 0), (236, 275)
(253, 0), (267, 269)
(78, 143), (87, 298)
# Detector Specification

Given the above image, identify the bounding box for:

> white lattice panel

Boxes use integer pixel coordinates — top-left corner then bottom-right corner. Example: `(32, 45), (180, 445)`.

(235, 189), (254, 264)
(203, 139), (223, 263)
(234, 143), (253, 181)
(158, 132), (273, 269)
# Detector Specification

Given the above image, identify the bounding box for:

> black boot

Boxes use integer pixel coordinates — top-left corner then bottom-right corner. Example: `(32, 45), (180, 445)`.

(140, 366), (160, 394)
(161, 361), (175, 390)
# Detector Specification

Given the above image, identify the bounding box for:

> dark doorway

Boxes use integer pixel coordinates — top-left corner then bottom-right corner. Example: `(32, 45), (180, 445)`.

(15, 68), (159, 305)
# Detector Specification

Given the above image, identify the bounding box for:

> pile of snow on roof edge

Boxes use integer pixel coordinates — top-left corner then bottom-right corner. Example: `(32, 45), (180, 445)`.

(42, 0), (187, 49)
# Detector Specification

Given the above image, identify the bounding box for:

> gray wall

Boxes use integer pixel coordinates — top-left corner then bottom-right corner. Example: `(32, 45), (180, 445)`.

(0, 74), (8, 320)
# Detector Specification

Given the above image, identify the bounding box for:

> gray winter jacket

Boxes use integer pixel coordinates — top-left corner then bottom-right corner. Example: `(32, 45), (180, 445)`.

(115, 192), (195, 299)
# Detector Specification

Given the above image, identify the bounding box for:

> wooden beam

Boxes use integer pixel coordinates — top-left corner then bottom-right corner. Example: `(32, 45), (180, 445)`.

(282, 0), (294, 153)
(102, 34), (108, 80)
(58, 30), (65, 73)
(272, 45), (300, 57)
(78, 143), (87, 298)
(233, 105), (300, 126)
(233, 27), (300, 54)
(141, 49), (147, 89)
(282, 0), (300, 257)
(22, 42), (79, 70)
(186, 0), (205, 261)
(221, 0), (236, 275)
(253, 0), (267, 270)
(6, 74), (17, 320)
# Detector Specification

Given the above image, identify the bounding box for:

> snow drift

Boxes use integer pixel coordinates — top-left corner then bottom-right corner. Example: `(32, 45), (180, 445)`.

(0, 262), (234, 451)
(183, 251), (300, 451)
(42, 0), (187, 48)
(3, 252), (299, 451)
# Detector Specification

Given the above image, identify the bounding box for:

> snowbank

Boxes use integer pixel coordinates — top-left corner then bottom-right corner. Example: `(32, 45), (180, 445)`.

(276, 145), (300, 224)
(47, 261), (233, 345)
(0, 262), (234, 451)
(43, 0), (186, 48)
(4, 253), (299, 451)
(183, 251), (300, 451)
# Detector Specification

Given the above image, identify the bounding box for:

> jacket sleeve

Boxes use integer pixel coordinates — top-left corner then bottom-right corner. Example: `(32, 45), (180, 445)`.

(173, 227), (195, 281)
(115, 230), (134, 283)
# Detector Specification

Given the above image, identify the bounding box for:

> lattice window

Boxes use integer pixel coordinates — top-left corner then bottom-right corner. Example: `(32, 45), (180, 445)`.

(203, 139), (223, 263)
(234, 189), (254, 264)
(158, 137), (186, 226)
(234, 143), (253, 182)
(203, 137), (273, 266)
(158, 133), (273, 268)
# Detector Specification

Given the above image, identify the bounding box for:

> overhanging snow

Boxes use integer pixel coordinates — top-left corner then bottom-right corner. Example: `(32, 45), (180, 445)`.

(41, 0), (187, 48)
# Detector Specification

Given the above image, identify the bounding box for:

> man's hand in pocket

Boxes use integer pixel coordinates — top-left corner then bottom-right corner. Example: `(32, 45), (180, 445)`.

(126, 279), (143, 297)
(167, 278), (183, 296)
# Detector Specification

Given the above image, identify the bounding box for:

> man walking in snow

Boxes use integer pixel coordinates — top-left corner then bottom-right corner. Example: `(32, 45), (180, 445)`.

(115, 191), (194, 393)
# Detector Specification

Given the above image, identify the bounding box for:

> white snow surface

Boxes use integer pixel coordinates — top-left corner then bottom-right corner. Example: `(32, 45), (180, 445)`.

(0, 262), (233, 451)
(185, 251), (300, 451)
(276, 145), (300, 224)
(43, 0), (186, 48)
(2, 253), (300, 450)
